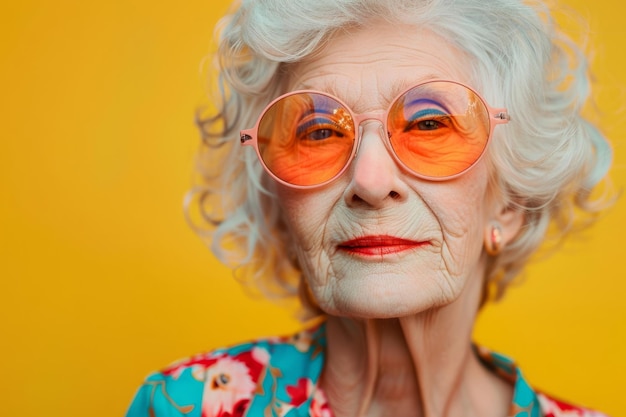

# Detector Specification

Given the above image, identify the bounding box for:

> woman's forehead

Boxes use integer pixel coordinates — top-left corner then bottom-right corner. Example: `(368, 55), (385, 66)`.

(284, 24), (474, 111)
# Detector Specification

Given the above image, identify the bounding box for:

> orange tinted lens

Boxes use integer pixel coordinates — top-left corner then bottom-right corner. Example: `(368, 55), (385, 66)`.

(257, 93), (355, 186)
(388, 82), (490, 178)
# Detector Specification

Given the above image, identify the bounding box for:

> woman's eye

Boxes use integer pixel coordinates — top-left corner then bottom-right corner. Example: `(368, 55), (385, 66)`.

(416, 119), (443, 130)
(306, 128), (341, 140)
(296, 117), (346, 141)
(404, 108), (451, 133)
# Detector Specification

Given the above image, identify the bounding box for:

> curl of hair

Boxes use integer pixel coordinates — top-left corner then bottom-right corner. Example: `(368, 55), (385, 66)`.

(188, 0), (613, 316)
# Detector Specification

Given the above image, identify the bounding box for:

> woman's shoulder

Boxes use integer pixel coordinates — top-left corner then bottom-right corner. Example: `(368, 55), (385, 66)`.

(125, 324), (326, 417)
(476, 346), (610, 417)
(537, 392), (610, 417)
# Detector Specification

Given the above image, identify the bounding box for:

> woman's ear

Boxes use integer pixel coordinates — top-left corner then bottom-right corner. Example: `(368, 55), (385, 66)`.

(485, 203), (525, 255)
(497, 203), (525, 247)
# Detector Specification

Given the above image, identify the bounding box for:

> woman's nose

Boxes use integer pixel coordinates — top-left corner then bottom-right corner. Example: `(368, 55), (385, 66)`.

(344, 122), (408, 208)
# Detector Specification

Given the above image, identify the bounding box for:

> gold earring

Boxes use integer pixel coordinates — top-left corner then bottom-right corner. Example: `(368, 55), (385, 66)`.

(484, 222), (503, 256)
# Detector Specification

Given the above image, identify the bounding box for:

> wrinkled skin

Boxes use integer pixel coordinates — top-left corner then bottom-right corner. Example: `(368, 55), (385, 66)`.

(275, 21), (524, 417)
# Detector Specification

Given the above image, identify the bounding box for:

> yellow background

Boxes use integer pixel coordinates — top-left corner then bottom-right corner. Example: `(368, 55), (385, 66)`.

(2, 1), (624, 416)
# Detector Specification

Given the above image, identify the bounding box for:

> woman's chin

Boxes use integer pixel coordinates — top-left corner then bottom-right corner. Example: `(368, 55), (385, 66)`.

(311, 275), (461, 319)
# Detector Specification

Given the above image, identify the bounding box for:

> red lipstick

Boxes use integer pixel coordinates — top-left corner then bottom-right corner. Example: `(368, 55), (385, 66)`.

(338, 235), (428, 256)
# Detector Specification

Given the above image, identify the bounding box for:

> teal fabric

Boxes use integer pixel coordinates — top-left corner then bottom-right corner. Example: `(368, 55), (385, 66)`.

(126, 323), (588, 417)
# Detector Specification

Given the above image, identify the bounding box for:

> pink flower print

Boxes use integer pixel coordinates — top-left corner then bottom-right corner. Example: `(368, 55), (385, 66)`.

(201, 357), (257, 417)
(310, 386), (332, 417)
(251, 346), (270, 366)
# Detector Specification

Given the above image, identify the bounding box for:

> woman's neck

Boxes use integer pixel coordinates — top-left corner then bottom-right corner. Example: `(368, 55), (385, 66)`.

(320, 285), (512, 417)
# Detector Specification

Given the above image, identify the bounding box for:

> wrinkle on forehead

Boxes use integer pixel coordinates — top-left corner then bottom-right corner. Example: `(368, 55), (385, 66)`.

(294, 74), (445, 113)
(284, 22), (473, 113)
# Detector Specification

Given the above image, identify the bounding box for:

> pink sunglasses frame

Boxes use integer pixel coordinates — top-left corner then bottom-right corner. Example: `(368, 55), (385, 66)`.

(240, 79), (510, 189)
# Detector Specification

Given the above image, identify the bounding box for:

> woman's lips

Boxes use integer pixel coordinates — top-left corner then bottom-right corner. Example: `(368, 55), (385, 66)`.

(337, 236), (429, 256)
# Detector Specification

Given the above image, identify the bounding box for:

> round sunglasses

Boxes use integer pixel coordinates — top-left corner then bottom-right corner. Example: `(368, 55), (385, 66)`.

(240, 80), (509, 188)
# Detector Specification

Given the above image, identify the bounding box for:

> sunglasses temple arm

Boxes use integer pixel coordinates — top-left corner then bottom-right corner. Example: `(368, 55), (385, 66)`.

(240, 129), (256, 147)
(491, 107), (510, 125)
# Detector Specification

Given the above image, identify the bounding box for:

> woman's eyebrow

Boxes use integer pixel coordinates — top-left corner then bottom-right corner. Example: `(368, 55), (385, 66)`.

(387, 73), (444, 98)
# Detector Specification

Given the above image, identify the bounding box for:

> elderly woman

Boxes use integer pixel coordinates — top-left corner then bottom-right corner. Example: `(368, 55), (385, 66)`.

(127, 0), (612, 416)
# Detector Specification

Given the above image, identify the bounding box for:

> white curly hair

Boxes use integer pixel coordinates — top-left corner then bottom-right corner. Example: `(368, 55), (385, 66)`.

(188, 0), (612, 316)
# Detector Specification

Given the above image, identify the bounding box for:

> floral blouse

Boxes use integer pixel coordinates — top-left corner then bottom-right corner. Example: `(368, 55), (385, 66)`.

(126, 324), (607, 417)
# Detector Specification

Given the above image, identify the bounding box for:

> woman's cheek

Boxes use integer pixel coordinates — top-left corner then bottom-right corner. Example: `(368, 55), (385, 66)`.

(278, 190), (334, 254)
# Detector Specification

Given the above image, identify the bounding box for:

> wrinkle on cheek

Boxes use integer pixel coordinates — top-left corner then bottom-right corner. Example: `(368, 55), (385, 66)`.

(438, 212), (482, 277)
(439, 241), (464, 278)
(332, 213), (367, 241)
(420, 180), (487, 290)
(278, 192), (337, 247)
(439, 274), (458, 302)
(335, 206), (431, 236)
(293, 240), (331, 282)
(299, 248), (339, 312)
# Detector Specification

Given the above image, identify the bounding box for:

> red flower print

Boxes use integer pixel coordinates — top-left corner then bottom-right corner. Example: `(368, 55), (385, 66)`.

(286, 378), (309, 406)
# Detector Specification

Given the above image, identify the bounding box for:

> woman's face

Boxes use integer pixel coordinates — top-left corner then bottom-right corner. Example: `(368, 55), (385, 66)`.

(276, 21), (514, 318)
